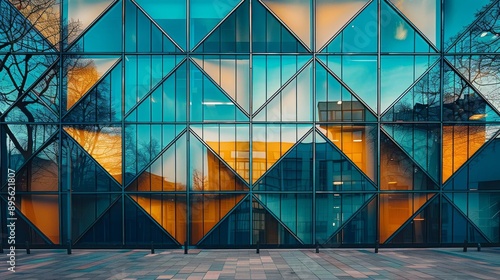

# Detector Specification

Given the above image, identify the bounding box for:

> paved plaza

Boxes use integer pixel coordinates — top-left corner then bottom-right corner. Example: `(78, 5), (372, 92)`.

(1, 247), (499, 279)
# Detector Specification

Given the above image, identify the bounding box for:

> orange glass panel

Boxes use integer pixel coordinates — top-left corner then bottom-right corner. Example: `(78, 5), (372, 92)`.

(20, 195), (59, 243)
(131, 195), (187, 244)
(318, 124), (376, 182)
(262, 0), (311, 48)
(379, 193), (431, 243)
(442, 125), (485, 183)
(315, 0), (369, 50)
(66, 58), (119, 109)
(191, 194), (245, 244)
(11, 0), (61, 47)
(64, 126), (122, 183)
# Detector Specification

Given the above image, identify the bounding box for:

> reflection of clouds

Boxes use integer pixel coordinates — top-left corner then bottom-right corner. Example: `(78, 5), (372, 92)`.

(391, 0), (437, 45)
(262, 0), (311, 47)
(67, 0), (113, 37)
(395, 21), (408, 40)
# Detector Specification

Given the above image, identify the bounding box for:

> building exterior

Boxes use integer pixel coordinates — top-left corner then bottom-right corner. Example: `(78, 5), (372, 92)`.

(0, 0), (499, 248)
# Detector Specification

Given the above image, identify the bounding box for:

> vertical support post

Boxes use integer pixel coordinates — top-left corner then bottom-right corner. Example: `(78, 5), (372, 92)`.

(463, 239), (467, 252)
(67, 239), (72, 255)
(26, 241), (30, 254)
(151, 241), (155, 254)
(184, 241), (188, 254)
(256, 241), (260, 254)
(375, 240), (379, 254)
(315, 241), (319, 253)
(477, 243), (481, 252)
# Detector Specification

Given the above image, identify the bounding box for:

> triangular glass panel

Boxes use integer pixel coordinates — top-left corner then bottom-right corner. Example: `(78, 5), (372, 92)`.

(199, 196), (251, 247)
(447, 2), (499, 53)
(389, 195), (440, 244)
(14, 137), (59, 192)
(125, 0), (181, 52)
(441, 196), (489, 243)
(4, 91), (58, 122)
(192, 55), (249, 114)
(318, 55), (377, 112)
(447, 55), (500, 113)
(315, 60), (376, 122)
(443, 62), (500, 122)
(1, 200), (51, 245)
(0, 55), (58, 116)
(124, 125), (185, 185)
(252, 1), (308, 52)
(72, 194), (120, 242)
(380, 193), (434, 243)
(190, 61), (248, 122)
(254, 133), (313, 191)
(252, 55), (311, 114)
(125, 195), (180, 245)
(190, 0), (241, 50)
(388, 0), (441, 49)
(381, 1), (436, 53)
(0, 1), (55, 52)
(381, 124), (440, 183)
(252, 197), (301, 245)
(64, 125), (122, 184)
(191, 194), (245, 244)
(316, 0), (370, 51)
(381, 56), (439, 113)
(382, 62), (441, 121)
(76, 197), (123, 246)
(315, 131), (376, 191)
(63, 0), (114, 44)
(127, 131), (187, 190)
(445, 138), (500, 191)
(255, 193), (312, 244)
(18, 194), (60, 244)
(262, 0), (311, 49)
(194, 0), (249, 53)
(380, 132), (438, 190)
(125, 57), (185, 119)
(316, 124), (377, 183)
(254, 62), (312, 121)
(326, 196), (377, 245)
(68, 1), (122, 52)
(442, 124), (500, 183)
(4, 124), (58, 172)
(316, 193), (374, 244)
(134, 0), (186, 50)
(317, 0), (370, 52)
(61, 133), (121, 192)
(190, 128), (249, 188)
(64, 61), (122, 122)
(252, 124), (311, 183)
(65, 56), (120, 110)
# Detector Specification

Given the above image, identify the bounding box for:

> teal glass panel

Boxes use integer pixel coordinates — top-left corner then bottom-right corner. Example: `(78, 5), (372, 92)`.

(76, 198), (122, 245)
(69, 1), (122, 52)
(252, 0), (308, 53)
(382, 61), (441, 121)
(190, 0), (241, 50)
(194, 1), (249, 53)
(72, 194), (119, 241)
(135, 0), (187, 50)
(381, 1), (434, 53)
(255, 194), (312, 244)
(316, 193), (373, 244)
(444, 0), (492, 50)
(252, 198), (301, 245)
(382, 124), (440, 183)
(381, 55), (438, 113)
(315, 60), (376, 122)
(322, 0), (376, 53)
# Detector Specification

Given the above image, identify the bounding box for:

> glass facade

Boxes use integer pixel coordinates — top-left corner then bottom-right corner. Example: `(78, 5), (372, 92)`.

(1, 0), (499, 248)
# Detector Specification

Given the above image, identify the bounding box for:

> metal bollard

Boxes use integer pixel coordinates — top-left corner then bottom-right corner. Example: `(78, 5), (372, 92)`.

(375, 240), (379, 254)
(67, 239), (72, 255)
(26, 241), (30, 254)
(256, 241), (260, 254)
(151, 241), (155, 254)
(477, 243), (481, 252)
(463, 239), (467, 252)
(0, 242), (3, 254)
(184, 241), (188, 254)
(315, 241), (319, 253)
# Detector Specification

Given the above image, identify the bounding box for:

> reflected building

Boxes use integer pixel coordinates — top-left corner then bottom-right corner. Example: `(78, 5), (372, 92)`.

(1, 0), (500, 248)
